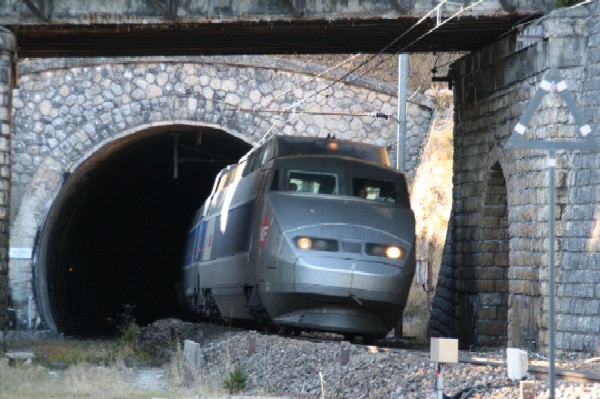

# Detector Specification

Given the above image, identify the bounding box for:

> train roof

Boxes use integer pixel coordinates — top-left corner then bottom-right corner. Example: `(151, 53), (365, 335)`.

(277, 136), (390, 165)
(241, 135), (391, 173)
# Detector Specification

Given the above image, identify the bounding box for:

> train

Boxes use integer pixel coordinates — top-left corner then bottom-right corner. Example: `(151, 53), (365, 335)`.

(179, 134), (416, 339)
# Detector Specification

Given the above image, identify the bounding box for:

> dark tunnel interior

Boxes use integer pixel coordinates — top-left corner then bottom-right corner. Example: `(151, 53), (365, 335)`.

(37, 127), (251, 336)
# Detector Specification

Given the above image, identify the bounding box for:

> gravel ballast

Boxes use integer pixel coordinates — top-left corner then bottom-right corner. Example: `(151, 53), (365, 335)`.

(139, 319), (600, 399)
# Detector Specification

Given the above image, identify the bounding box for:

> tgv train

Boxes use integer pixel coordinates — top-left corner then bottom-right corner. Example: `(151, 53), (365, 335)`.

(179, 135), (415, 338)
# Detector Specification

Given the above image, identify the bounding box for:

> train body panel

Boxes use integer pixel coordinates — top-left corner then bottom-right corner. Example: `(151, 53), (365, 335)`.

(198, 254), (252, 320)
(179, 135), (416, 337)
(255, 195), (415, 335)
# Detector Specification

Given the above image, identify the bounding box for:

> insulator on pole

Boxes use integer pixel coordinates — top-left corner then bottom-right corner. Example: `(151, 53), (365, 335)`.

(370, 111), (389, 120)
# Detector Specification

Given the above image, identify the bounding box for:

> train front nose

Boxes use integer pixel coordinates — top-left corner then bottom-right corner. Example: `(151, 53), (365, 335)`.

(272, 224), (415, 335)
(290, 224), (414, 303)
(265, 193), (415, 334)
(272, 195), (415, 304)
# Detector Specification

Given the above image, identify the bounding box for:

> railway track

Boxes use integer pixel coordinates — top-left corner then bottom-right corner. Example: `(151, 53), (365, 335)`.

(283, 332), (600, 385)
(462, 355), (600, 383)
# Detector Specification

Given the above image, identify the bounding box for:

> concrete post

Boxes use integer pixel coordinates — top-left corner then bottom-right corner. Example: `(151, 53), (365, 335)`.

(0, 28), (15, 331)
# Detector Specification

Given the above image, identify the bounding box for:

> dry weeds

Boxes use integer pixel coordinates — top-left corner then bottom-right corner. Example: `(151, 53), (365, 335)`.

(0, 357), (148, 399)
(405, 93), (454, 340)
(278, 53), (462, 94)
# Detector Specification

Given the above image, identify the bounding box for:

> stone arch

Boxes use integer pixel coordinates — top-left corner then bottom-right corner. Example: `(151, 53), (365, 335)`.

(458, 161), (509, 347)
(9, 57), (435, 333)
(477, 162), (509, 346)
(18, 122), (250, 334)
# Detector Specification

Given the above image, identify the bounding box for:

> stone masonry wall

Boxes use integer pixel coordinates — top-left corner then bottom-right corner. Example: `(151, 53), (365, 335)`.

(431, 2), (600, 354)
(7, 55), (433, 329)
(0, 29), (15, 331)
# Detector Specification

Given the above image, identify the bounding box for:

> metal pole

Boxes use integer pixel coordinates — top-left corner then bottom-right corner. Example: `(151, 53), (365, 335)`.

(397, 53), (408, 171)
(435, 363), (444, 399)
(27, 296), (32, 330)
(173, 133), (179, 179)
(548, 150), (556, 399)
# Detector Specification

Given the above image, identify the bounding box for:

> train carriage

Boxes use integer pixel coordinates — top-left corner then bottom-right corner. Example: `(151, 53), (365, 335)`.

(180, 135), (415, 338)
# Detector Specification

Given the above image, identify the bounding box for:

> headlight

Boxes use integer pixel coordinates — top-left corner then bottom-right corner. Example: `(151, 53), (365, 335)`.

(385, 246), (403, 259)
(294, 237), (338, 252)
(366, 243), (405, 259)
(296, 237), (312, 250)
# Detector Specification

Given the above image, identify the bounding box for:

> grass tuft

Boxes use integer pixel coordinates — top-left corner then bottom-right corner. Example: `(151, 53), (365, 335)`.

(222, 366), (248, 394)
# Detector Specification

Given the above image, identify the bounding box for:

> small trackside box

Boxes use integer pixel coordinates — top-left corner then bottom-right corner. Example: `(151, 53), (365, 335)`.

(430, 337), (458, 363)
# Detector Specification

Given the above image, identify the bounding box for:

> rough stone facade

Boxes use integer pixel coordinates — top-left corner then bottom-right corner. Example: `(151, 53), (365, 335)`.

(431, 2), (600, 354)
(6, 55), (433, 330)
(0, 29), (15, 331)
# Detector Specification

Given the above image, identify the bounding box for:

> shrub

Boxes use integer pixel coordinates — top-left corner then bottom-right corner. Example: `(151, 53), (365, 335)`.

(222, 366), (248, 394)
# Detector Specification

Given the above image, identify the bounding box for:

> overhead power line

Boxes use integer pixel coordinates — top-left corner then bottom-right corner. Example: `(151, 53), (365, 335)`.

(252, 0), (488, 149)
(254, 1), (450, 148)
(225, 106), (394, 121)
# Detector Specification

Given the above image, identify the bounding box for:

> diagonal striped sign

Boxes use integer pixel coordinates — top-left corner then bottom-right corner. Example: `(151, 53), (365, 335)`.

(505, 67), (597, 150)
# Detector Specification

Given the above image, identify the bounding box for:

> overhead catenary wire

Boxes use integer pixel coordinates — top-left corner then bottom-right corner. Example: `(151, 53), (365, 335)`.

(279, 0), (487, 115)
(280, 0), (448, 114)
(249, 54), (367, 148)
(252, 0), (490, 149)
(398, 0), (484, 52)
(224, 106), (395, 121)
(325, 1), (483, 90)
(253, 1), (450, 148)
(302, 1), (481, 102)
(259, 53), (363, 110)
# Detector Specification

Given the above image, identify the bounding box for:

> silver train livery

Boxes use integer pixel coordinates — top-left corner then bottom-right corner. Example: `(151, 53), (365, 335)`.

(179, 135), (415, 339)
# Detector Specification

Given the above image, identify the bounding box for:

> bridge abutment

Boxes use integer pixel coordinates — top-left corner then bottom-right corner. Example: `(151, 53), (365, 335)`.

(0, 28), (15, 331)
(432, 3), (600, 353)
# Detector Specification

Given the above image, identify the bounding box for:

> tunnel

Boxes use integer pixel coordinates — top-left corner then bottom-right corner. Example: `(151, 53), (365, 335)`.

(35, 126), (251, 336)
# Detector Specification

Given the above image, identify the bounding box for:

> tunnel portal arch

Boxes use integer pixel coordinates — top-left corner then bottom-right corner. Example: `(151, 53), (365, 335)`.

(9, 57), (432, 335)
(33, 124), (251, 335)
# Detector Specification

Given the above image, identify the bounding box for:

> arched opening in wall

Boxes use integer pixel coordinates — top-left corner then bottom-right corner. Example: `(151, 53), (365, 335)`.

(35, 126), (251, 336)
(464, 162), (509, 347)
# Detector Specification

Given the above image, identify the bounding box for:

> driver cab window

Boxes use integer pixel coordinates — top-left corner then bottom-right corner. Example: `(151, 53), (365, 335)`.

(288, 170), (338, 195)
(353, 177), (396, 202)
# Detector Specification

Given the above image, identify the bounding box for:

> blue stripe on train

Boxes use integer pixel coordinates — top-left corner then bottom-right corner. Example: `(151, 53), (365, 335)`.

(183, 200), (255, 266)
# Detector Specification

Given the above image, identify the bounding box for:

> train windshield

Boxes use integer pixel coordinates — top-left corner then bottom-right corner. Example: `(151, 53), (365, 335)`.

(353, 177), (398, 202)
(288, 170), (337, 194)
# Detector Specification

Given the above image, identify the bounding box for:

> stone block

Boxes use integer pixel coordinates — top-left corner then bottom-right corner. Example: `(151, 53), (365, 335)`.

(494, 252), (509, 266)
(496, 280), (509, 293)
(545, 15), (589, 36)
(508, 266), (539, 281)
(510, 280), (540, 296)
(480, 293), (505, 307)
(457, 267), (476, 279)
(472, 280), (496, 293)
(476, 266), (506, 280)
(569, 334), (585, 351)
(477, 306), (498, 321)
(478, 320), (505, 336)
(183, 339), (204, 368)
(477, 253), (495, 267)
(456, 279), (477, 293)
(479, 241), (500, 253)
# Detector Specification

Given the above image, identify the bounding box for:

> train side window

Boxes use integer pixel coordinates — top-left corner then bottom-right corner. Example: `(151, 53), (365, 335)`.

(353, 178), (397, 202)
(269, 169), (280, 191)
(288, 170), (337, 195)
(243, 141), (274, 176)
(184, 225), (198, 266)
